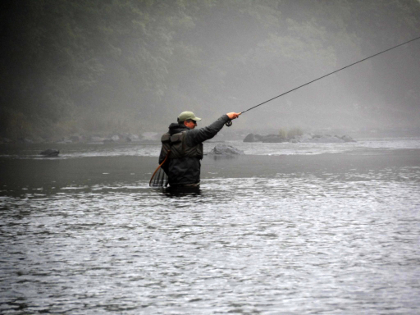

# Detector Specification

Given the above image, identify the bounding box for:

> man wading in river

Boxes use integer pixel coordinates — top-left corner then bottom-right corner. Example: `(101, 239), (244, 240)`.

(159, 111), (241, 188)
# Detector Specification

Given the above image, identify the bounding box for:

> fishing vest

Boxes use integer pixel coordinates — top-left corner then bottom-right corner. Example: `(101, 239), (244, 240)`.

(161, 131), (203, 159)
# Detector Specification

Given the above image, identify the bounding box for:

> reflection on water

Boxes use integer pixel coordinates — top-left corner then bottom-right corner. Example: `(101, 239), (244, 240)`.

(163, 186), (202, 197)
(1, 153), (420, 314)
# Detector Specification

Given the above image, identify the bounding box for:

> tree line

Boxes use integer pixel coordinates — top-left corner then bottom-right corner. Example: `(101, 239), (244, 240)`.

(1, 0), (419, 141)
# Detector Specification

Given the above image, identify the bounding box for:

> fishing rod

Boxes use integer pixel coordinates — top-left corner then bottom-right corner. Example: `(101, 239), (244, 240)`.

(228, 35), (420, 122)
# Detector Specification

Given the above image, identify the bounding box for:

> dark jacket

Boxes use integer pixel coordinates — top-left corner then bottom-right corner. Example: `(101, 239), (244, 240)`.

(159, 115), (230, 186)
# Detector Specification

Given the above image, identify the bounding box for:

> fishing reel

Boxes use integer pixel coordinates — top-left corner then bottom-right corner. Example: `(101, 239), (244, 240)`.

(225, 112), (242, 127)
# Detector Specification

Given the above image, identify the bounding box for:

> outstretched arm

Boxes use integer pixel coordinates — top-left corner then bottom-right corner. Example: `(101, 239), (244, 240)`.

(187, 112), (241, 146)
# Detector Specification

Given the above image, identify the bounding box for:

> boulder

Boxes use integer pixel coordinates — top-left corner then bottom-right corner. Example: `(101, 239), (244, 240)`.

(40, 149), (59, 157)
(244, 133), (287, 143)
(243, 133), (356, 143)
(298, 134), (356, 143)
(244, 133), (267, 142)
(208, 144), (245, 156)
(340, 135), (356, 142)
(243, 133), (253, 142)
(126, 134), (140, 142)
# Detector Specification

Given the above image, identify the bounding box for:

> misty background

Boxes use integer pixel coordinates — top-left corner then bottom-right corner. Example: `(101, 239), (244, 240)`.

(1, 0), (420, 141)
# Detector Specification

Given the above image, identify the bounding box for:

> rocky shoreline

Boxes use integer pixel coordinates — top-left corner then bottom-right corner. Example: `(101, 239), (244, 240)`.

(243, 133), (356, 143)
(0, 132), (161, 145)
(0, 131), (357, 146)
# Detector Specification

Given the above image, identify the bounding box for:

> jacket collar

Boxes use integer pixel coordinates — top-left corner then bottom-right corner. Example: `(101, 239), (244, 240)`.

(168, 123), (189, 135)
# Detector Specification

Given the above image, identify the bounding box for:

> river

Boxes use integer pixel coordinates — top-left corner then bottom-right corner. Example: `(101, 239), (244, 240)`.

(1, 138), (420, 314)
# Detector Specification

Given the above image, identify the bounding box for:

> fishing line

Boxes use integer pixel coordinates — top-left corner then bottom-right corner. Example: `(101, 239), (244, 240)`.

(240, 35), (420, 114)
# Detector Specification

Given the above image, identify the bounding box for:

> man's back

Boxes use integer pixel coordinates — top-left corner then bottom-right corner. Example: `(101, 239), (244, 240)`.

(159, 114), (235, 186)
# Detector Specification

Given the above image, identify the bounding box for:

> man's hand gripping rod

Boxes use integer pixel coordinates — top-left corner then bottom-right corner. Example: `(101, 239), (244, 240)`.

(225, 112), (241, 127)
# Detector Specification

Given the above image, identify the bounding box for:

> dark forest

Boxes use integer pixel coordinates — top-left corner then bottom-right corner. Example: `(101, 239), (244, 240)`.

(1, 0), (420, 141)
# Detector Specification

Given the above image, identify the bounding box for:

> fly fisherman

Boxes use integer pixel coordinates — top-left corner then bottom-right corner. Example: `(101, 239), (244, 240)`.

(159, 111), (241, 188)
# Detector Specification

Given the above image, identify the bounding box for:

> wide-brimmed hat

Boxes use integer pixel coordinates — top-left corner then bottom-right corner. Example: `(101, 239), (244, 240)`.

(177, 111), (202, 122)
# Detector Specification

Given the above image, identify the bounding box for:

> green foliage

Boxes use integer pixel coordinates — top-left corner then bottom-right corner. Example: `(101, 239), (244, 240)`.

(278, 128), (287, 140)
(287, 127), (304, 140)
(278, 127), (304, 140)
(1, 0), (419, 139)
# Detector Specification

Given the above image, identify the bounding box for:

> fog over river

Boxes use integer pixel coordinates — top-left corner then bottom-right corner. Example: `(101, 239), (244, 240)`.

(1, 138), (420, 314)
(2, 1), (420, 313)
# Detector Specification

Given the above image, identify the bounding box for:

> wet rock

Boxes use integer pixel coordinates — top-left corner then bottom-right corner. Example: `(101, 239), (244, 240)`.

(244, 133), (263, 142)
(208, 144), (245, 156)
(340, 135), (356, 142)
(244, 133), (286, 143)
(297, 134), (356, 143)
(40, 149), (59, 157)
(126, 134), (140, 142)
(243, 133), (356, 143)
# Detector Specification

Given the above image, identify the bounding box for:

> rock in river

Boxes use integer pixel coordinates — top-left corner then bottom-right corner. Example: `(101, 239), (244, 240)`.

(208, 144), (245, 156)
(40, 149), (59, 157)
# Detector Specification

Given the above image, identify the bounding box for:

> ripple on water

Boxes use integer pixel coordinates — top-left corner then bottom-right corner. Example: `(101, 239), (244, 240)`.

(1, 169), (420, 314)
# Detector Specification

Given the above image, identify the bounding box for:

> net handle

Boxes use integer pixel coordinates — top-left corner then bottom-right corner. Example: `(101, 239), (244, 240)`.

(149, 150), (171, 187)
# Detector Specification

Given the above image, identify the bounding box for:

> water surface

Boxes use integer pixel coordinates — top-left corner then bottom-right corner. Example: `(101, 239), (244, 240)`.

(1, 140), (419, 314)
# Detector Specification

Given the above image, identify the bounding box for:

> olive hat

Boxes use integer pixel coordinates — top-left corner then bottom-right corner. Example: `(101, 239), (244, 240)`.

(177, 111), (202, 122)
